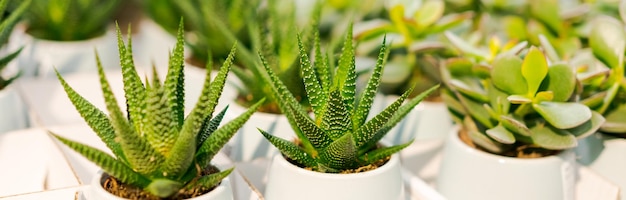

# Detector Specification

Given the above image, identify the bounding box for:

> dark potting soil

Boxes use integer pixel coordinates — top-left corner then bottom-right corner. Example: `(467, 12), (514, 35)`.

(101, 165), (221, 200)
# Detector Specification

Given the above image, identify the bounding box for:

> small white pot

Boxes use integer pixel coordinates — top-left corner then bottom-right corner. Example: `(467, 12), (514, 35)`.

(576, 133), (626, 200)
(9, 24), (118, 78)
(0, 85), (28, 133)
(372, 95), (453, 181)
(436, 126), (576, 200)
(264, 154), (405, 200)
(84, 171), (233, 200)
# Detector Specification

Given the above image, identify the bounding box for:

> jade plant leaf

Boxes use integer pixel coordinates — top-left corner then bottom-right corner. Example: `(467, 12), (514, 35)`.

(414, 0), (444, 29)
(601, 104), (626, 133)
(521, 47), (548, 97)
(589, 17), (625, 70)
(445, 31), (490, 60)
(542, 64), (575, 102)
(486, 124), (516, 144)
(491, 55), (526, 95)
(533, 102), (592, 129)
(530, 125), (577, 150)
(568, 111), (605, 138)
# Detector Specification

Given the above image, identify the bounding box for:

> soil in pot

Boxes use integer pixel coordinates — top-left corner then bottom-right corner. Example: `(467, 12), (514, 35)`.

(101, 166), (222, 200)
(458, 128), (560, 158)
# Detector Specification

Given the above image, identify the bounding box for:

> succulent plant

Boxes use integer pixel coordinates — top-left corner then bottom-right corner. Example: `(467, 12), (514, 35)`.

(258, 26), (438, 172)
(0, 0), (29, 90)
(143, 0), (258, 65)
(578, 15), (626, 134)
(25, 0), (120, 41)
(50, 22), (263, 198)
(354, 0), (471, 97)
(442, 32), (604, 156)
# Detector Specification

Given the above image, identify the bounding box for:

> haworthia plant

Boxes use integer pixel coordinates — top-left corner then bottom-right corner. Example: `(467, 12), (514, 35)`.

(258, 26), (438, 172)
(25, 0), (120, 41)
(443, 32), (604, 154)
(51, 21), (263, 198)
(0, 0), (29, 90)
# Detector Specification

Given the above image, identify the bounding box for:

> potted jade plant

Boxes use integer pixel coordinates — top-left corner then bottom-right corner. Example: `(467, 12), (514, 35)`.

(575, 15), (626, 198)
(50, 22), (263, 199)
(438, 35), (604, 199)
(258, 25), (437, 200)
(11, 0), (120, 77)
(0, 0), (29, 133)
(354, 0), (471, 145)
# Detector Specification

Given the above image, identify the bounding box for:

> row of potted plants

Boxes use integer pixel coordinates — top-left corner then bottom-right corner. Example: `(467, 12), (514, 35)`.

(2, 0), (626, 199)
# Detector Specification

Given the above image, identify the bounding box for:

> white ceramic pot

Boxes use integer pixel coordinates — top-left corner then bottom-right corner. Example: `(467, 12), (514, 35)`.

(0, 85), (28, 133)
(264, 154), (405, 200)
(9, 24), (118, 78)
(576, 133), (626, 200)
(372, 95), (453, 181)
(436, 126), (576, 200)
(84, 171), (233, 200)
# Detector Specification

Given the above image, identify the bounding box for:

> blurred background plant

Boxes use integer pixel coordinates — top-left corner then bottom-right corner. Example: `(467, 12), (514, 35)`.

(0, 0), (29, 90)
(354, 0), (472, 98)
(23, 0), (120, 41)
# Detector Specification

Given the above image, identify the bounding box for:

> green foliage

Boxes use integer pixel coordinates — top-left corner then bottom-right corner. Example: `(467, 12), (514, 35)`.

(580, 15), (626, 134)
(24, 0), (119, 41)
(443, 32), (604, 154)
(259, 27), (438, 172)
(144, 0), (320, 112)
(51, 22), (262, 198)
(354, 0), (472, 97)
(0, 0), (29, 90)
(143, 0), (257, 62)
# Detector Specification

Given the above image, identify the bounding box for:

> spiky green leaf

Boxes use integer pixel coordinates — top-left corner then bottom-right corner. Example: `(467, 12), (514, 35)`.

(353, 37), (386, 128)
(259, 129), (317, 168)
(197, 106), (228, 147)
(319, 133), (357, 170)
(298, 35), (325, 120)
(165, 20), (186, 127)
(334, 25), (357, 112)
(51, 133), (150, 188)
(184, 168), (233, 190)
(196, 99), (264, 167)
(360, 140), (412, 166)
(115, 24), (147, 133)
(321, 90), (352, 140)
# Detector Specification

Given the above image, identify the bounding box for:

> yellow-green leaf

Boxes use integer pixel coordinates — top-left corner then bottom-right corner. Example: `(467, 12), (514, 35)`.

(521, 46), (548, 97)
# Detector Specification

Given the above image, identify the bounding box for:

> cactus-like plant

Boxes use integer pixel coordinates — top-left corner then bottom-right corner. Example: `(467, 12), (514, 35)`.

(258, 26), (438, 172)
(50, 22), (263, 198)
(25, 0), (120, 41)
(0, 0), (29, 90)
(354, 0), (471, 97)
(442, 32), (604, 156)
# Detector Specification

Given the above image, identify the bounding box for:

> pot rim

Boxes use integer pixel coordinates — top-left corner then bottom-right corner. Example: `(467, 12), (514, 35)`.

(270, 153), (400, 179)
(15, 23), (114, 46)
(449, 125), (572, 163)
(89, 170), (231, 200)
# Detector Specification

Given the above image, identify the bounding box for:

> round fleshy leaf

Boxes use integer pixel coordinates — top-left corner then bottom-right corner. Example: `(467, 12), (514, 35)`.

(507, 95), (532, 104)
(486, 124), (516, 144)
(530, 125), (577, 150)
(463, 117), (503, 153)
(568, 111), (605, 139)
(533, 102), (592, 129)
(589, 17), (625, 69)
(500, 115), (531, 137)
(529, 0), (563, 34)
(541, 64), (575, 102)
(491, 55), (526, 95)
(522, 46), (549, 97)
(601, 104), (626, 133)
(414, 0), (444, 29)
(445, 31), (490, 60)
